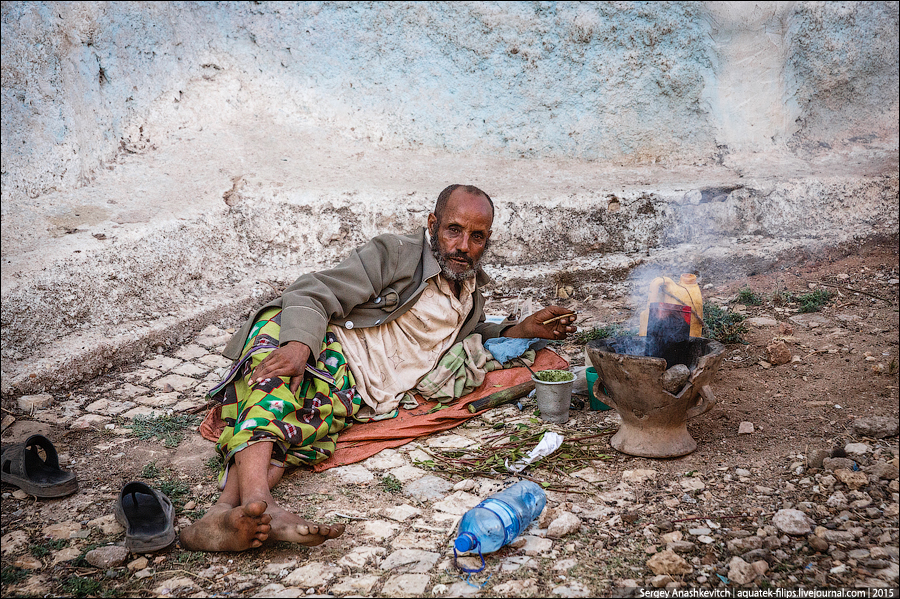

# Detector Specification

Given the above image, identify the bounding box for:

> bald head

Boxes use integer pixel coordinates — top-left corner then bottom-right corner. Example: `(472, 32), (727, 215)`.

(433, 184), (494, 227)
(427, 185), (494, 282)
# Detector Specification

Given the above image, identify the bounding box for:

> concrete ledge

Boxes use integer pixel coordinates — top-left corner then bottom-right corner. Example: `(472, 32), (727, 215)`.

(3, 223), (896, 398)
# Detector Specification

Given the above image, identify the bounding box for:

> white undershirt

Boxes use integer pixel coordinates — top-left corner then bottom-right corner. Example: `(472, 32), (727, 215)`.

(333, 274), (476, 416)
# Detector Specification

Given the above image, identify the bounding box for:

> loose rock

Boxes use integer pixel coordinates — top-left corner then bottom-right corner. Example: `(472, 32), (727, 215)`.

(679, 477), (705, 492)
(330, 575), (380, 595)
(379, 549), (440, 573)
(646, 549), (692, 575)
(844, 443), (870, 456)
(538, 506), (560, 528)
(14, 555), (43, 569)
(662, 365), (691, 394)
(127, 556), (149, 571)
(669, 540), (697, 553)
(833, 468), (869, 491)
(867, 462), (899, 480)
(622, 469), (658, 484)
(808, 536), (829, 553)
(765, 340), (792, 365)
(283, 561), (336, 587)
(547, 512), (581, 538)
(728, 556), (758, 585)
(851, 416), (899, 438)
(808, 449), (830, 469)
(521, 536), (554, 556)
(152, 577), (198, 595)
(823, 457), (857, 471)
(380, 574), (430, 596)
(826, 491), (848, 508)
(772, 509), (815, 536)
(817, 529), (856, 544)
(747, 317), (778, 327)
(18, 393), (53, 412)
(403, 475), (453, 500)
(88, 514), (125, 536)
(42, 520), (82, 540)
(85, 545), (129, 568)
(727, 536), (764, 553)
(0, 530), (29, 556)
(651, 575), (676, 588)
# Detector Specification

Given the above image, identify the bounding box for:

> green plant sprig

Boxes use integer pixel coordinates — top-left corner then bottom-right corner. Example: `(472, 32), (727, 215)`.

(702, 301), (748, 344)
(413, 428), (616, 490)
(736, 287), (765, 306)
(130, 413), (200, 448)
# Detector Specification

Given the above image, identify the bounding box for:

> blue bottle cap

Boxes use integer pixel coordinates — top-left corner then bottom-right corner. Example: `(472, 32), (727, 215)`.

(454, 532), (477, 553)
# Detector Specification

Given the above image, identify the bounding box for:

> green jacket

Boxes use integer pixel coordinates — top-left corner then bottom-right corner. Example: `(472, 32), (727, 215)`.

(223, 228), (509, 360)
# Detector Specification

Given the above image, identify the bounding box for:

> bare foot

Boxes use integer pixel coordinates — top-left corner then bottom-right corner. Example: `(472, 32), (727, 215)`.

(267, 505), (345, 546)
(181, 501), (272, 552)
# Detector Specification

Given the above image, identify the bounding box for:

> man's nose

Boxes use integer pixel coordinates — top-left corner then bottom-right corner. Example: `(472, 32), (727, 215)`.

(457, 233), (472, 254)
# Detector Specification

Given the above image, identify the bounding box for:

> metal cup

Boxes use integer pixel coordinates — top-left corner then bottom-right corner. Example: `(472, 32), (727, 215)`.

(532, 372), (573, 424)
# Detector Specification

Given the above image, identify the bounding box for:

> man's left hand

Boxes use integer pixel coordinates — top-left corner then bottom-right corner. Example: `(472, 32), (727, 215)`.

(502, 305), (577, 340)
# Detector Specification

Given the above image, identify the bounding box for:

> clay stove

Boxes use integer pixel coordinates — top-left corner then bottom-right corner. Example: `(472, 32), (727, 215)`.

(586, 336), (726, 458)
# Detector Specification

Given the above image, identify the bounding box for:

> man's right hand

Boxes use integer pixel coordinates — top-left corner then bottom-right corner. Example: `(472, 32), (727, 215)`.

(249, 341), (311, 396)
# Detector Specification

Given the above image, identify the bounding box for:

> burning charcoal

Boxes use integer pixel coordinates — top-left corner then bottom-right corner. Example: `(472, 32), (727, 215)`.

(662, 364), (691, 395)
(646, 303), (692, 367)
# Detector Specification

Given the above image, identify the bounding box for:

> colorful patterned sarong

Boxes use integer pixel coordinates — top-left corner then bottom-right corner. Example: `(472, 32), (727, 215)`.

(208, 307), (361, 483)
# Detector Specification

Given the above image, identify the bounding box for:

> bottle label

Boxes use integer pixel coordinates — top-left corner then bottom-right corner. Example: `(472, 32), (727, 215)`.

(479, 498), (519, 544)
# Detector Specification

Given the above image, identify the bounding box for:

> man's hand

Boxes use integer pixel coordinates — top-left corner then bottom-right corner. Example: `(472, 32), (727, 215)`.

(502, 306), (578, 340)
(248, 341), (311, 396)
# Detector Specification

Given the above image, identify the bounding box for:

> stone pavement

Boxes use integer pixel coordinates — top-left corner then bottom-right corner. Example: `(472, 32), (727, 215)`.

(1, 319), (898, 597)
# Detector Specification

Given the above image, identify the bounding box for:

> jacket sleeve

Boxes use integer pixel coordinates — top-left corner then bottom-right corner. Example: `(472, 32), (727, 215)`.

(473, 318), (516, 340)
(278, 235), (401, 351)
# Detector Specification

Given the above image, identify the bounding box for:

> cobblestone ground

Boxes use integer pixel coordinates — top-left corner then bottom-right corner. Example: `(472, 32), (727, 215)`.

(2, 248), (898, 597)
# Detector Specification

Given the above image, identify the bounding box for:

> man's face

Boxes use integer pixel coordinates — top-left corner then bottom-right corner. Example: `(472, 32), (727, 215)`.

(428, 189), (493, 282)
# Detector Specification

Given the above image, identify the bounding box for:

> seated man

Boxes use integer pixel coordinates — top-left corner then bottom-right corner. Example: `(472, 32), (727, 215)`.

(181, 184), (577, 552)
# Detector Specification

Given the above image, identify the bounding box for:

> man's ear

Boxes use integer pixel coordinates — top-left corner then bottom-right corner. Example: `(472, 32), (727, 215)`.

(427, 213), (437, 236)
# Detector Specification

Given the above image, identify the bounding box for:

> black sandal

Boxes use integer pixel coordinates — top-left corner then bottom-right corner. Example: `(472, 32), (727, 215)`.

(114, 481), (176, 553)
(0, 434), (78, 498)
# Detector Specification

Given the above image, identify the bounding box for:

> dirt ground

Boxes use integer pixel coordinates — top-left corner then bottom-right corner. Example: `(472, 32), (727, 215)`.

(1, 235), (898, 597)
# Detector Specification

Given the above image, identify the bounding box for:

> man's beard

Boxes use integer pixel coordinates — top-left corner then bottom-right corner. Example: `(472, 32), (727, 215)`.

(430, 232), (489, 282)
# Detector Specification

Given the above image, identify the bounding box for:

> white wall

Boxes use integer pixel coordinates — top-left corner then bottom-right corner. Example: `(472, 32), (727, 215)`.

(3, 1), (897, 205)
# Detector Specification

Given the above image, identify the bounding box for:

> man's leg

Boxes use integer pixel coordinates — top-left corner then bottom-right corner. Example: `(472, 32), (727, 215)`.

(180, 442), (273, 552)
(187, 311), (353, 551)
(180, 441), (345, 551)
(234, 442), (345, 545)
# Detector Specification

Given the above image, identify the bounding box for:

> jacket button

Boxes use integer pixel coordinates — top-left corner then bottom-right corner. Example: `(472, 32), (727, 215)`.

(375, 297), (382, 304)
(344, 321), (354, 330)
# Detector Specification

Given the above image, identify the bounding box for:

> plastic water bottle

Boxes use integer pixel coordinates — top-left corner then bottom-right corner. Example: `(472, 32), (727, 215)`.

(454, 480), (547, 555)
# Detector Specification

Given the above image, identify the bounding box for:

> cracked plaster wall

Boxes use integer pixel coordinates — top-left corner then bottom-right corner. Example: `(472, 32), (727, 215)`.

(3, 1), (897, 204)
